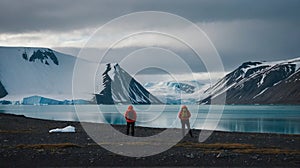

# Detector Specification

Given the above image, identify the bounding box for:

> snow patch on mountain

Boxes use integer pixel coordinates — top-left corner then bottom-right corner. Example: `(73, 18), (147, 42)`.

(253, 87), (269, 99)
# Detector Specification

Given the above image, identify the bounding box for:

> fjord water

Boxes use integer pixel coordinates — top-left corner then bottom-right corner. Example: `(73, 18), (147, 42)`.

(0, 105), (299, 134)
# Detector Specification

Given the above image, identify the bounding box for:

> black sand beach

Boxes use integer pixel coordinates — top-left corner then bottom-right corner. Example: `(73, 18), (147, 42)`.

(0, 113), (299, 167)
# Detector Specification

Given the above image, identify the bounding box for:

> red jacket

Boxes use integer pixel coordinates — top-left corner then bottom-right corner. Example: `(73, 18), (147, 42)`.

(178, 109), (191, 121)
(124, 109), (137, 123)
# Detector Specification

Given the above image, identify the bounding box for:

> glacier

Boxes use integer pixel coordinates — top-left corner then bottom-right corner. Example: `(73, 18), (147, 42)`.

(144, 80), (208, 104)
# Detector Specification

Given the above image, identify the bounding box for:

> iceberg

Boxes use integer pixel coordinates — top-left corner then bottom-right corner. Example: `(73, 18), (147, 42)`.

(21, 95), (92, 105)
(23, 95), (61, 105)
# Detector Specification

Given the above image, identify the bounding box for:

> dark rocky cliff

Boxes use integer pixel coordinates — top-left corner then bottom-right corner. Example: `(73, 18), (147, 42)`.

(95, 64), (162, 104)
(0, 81), (8, 98)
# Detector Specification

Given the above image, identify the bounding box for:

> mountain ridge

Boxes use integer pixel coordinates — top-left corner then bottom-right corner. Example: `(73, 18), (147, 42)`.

(1, 46), (300, 105)
(199, 57), (300, 104)
(95, 63), (162, 104)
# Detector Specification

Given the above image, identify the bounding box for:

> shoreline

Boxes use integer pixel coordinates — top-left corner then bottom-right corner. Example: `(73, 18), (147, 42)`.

(0, 113), (299, 167)
(1, 104), (299, 136)
(2, 111), (299, 136)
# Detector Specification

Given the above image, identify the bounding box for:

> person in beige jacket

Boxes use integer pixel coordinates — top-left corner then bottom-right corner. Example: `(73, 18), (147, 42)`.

(178, 105), (193, 137)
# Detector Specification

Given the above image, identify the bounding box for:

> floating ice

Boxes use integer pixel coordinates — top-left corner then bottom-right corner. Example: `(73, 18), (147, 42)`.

(49, 125), (75, 133)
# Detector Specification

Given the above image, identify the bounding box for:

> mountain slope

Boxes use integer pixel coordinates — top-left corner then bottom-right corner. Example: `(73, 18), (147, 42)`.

(95, 64), (162, 104)
(199, 58), (300, 104)
(0, 46), (97, 101)
(251, 70), (300, 104)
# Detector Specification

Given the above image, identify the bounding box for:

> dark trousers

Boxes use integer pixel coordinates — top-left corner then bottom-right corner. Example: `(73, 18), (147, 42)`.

(126, 122), (135, 136)
(181, 120), (193, 137)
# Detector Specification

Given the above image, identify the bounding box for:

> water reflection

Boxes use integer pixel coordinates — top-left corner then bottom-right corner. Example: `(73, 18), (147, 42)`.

(217, 118), (299, 134)
(0, 105), (299, 134)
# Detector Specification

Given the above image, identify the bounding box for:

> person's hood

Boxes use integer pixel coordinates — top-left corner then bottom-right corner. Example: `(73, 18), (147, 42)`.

(128, 105), (133, 110)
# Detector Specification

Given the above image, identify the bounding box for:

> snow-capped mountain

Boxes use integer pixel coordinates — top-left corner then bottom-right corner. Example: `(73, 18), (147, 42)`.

(0, 46), (163, 105)
(3, 46), (299, 105)
(144, 81), (207, 104)
(0, 46), (98, 104)
(95, 63), (162, 104)
(199, 57), (300, 104)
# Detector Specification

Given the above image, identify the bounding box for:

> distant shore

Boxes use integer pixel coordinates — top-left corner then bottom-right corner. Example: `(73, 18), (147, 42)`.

(0, 113), (299, 167)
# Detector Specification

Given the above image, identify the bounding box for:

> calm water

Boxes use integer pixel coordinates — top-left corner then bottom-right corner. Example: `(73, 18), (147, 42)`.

(0, 105), (299, 134)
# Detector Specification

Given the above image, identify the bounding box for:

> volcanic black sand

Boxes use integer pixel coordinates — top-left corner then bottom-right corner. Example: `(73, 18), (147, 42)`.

(0, 113), (299, 167)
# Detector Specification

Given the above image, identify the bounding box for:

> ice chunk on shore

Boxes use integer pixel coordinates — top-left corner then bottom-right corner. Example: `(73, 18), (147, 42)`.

(49, 125), (75, 133)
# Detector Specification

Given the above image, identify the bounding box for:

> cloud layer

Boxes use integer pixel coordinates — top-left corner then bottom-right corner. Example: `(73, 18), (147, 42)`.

(1, 0), (299, 33)
(1, 0), (300, 72)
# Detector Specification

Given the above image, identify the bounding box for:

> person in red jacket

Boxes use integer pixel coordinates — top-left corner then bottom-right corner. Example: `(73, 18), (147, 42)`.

(124, 105), (137, 136)
(178, 105), (193, 137)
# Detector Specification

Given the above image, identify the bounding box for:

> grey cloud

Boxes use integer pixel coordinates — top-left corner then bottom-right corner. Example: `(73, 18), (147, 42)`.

(135, 0), (300, 23)
(201, 20), (300, 70)
(0, 0), (299, 33)
(0, 0), (130, 33)
(1, 0), (300, 72)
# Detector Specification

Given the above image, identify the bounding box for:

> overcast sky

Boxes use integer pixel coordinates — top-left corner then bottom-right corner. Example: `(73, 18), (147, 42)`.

(1, 0), (300, 73)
